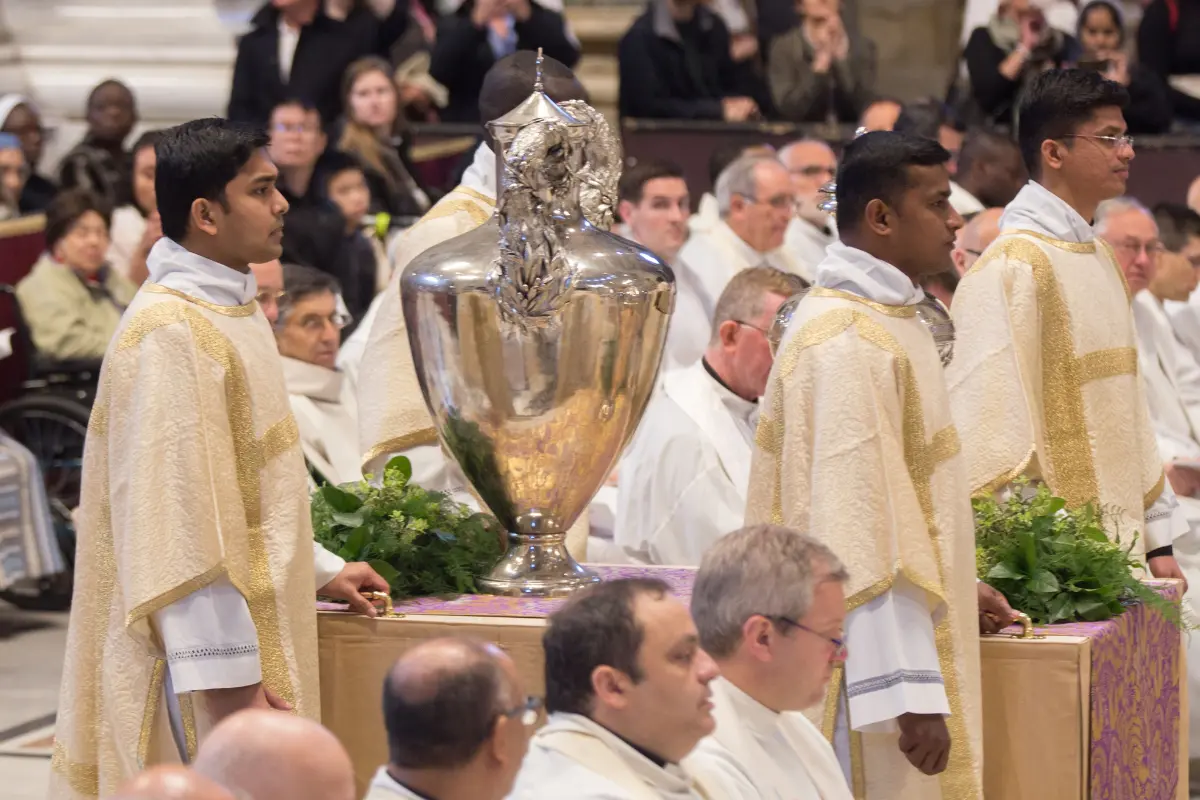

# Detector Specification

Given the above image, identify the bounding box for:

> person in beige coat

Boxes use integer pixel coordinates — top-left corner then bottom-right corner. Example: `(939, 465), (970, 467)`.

(15, 188), (137, 362)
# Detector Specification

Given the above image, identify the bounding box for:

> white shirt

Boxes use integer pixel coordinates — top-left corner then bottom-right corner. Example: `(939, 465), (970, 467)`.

(685, 678), (853, 800)
(948, 181), (985, 218)
(1000, 182), (1188, 551)
(278, 17), (301, 83)
(784, 217), (831, 282)
(811, 243), (950, 758)
(147, 238), (344, 695)
(509, 713), (710, 799)
(107, 205), (147, 282)
(689, 193), (720, 236)
(615, 360), (756, 565)
(282, 356), (363, 486)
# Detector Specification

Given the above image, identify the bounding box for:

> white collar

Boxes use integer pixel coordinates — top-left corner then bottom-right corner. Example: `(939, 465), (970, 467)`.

(146, 238), (258, 306)
(367, 768), (422, 799)
(715, 221), (773, 264)
(537, 713), (697, 790)
(815, 241), (924, 306)
(281, 356), (344, 403)
(712, 677), (782, 738)
(461, 142), (497, 201)
(999, 180), (1096, 244)
(948, 181), (985, 216)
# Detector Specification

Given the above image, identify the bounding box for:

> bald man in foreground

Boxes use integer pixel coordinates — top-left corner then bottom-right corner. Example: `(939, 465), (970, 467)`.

(367, 638), (534, 800)
(924, 208), (1003, 307)
(192, 710), (356, 800)
(112, 766), (234, 800)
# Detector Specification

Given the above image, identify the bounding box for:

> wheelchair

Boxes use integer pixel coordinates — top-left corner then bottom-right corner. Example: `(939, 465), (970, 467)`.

(0, 284), (99, 610)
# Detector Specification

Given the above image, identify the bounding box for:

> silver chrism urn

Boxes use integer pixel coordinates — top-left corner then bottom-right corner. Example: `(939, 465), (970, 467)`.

(401, 56), (674, 596)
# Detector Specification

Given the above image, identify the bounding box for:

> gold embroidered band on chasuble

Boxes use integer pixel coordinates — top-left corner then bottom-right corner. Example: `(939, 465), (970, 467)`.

(748, 293), (983, 799)
(49, 289), (318, 798)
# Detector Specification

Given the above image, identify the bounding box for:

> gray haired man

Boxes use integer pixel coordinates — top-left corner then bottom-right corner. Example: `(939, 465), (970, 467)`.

(684, 524), (854, 800)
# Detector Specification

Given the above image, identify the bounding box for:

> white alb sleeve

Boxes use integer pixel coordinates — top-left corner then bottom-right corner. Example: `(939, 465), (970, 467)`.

(153, 576), (261, 694)
(313, 540), (346, 590)
(843, 579), (950, 731)
(1145, 480), (1189, 551)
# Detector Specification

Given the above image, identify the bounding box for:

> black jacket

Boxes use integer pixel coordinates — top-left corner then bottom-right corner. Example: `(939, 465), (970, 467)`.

(618, 1), (754, 120)
(429, 3), (580, 124)
(228, 3), (408, 129)
(1138, 0), (1200, 123)
(964, 26), (1079, 126)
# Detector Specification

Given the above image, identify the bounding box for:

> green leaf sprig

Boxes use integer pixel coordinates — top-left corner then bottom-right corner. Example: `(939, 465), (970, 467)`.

(311, 456), (505, 598)
(974, 481), (1183, 627)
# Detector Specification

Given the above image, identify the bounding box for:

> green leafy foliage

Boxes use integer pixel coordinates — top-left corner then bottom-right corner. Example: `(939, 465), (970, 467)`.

(973, 482), (1183, 627)
(311, 456), (505, 598)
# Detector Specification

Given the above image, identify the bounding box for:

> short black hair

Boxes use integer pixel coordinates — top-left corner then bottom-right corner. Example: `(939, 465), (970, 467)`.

(708, 141), (761, 187)
(1154, 203), (1200, 253)
(1017, 69), (1129, 177)
(543, 578), (670, 716)
(834, 131), (951, 234)
(618, 158), (685, 205)
(155, 118), (271, 242)
(270, 95), (322, 123)
(894, 99), (963, 142)
(479, 51), (586, 129)
(131, 129), (161, 156)
(956, 128), (1020, 177)
(45, 188), (111, 251)
(317, 149), (366, 190)
(86, 79), (133, 108)
(382, 639), (509, 769)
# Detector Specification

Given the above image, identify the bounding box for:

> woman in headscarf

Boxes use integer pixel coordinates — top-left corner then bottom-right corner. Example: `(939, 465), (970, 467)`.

(0, 94), (57, 213)
(964, 0), (1079, 126)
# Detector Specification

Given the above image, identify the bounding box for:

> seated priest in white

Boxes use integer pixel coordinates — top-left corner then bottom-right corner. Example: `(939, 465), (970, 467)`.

(1099, 199), (1200, 757)
(615, 158), (690, 266)
(365, 638), (532, 800)
(509, 578), (725, 799)
(275, 264), (362, 487)
(778, 139), (838, 274)
(685, 524), (854, 800)
(669, 154), (803, 372)
(616, 266), (803, 565)
(690, 143), (777, 237)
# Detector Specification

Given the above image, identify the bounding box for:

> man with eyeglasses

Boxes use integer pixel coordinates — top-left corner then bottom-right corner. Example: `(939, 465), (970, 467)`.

(670, 155), (805, 373)
(616, 267), (804, 566)
(778, 138), (839, 273)
(685, 524), (854, 800)
(949, 68), (1189, 589)
(746, 130), (993, 798)
(275, 264), (362, 487)
(511, 578), (721, 798)
(366, 637), (535, 800)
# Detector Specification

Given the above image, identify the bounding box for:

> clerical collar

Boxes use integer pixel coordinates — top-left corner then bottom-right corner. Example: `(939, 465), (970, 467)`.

(605, 726), (670, 768)
(146, 237), (258, 306)
(814, 241), (924, 306)
(702, 357), (757, 404)
(999, 180), (1096, 244)
(383, 767), (438, 800)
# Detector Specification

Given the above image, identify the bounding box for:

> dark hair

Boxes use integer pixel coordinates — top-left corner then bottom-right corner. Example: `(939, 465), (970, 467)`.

(1017, 69), (1129, 177)
(894, 99), (963, 142)
(270, 96), (322, 126)
(834, 131), (951, 233)
(155, 118), (271, 242)
(708, 141), (761, 187)
(317, 149), (366, 190)
(1078, 1), (1126, 48)
(1154, 203), (1200, 253)
(45, 188), (111, 251)
(131, 129), (161, 156)
(618, 158), (686, 205)
(280, 263), (342, 315)
(479, 51), (586, 130)
(382, 639), (509, 769)
(543, 578), (670, 716)
(956, 127), (1020, 177)
(86, 79), (133, 109)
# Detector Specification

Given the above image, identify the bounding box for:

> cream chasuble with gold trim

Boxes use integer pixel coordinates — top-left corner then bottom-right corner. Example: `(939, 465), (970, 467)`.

(746, 243), (983, 800)
(49, 287), (319, 799)
(947, 181), (1176, 557)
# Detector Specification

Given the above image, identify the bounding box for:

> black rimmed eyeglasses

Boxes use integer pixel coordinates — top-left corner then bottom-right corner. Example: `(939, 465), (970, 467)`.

(759, 614), (848, 659)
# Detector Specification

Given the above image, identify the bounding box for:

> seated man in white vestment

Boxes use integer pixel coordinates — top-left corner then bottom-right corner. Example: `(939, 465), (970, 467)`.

(923, 207), (1004, 308)
(275, 264), (362, 486)
(778, 139), (838, 274)
(249, 259), (284, 325)
(615, 158), (690, 266)
(1097, 198), (1200, 759)
(669, 155), (803, 371)
(509, 578), (722, 799)
(616, 266), (803, 565)
(684, 524), (854, 800)
(364, 638), (532, 800)
(690, 142), (777, 237)
(193, 709), (355, 800)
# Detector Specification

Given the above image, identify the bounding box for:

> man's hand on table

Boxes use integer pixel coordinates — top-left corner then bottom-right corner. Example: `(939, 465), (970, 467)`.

(977, 582), (1020, 634)
(318, 562), (390, 617)
(1148, 554), (1188, 594)
(897, 713), (950, 775)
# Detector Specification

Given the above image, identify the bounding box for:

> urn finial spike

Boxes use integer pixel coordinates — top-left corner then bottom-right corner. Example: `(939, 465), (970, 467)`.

(534, 48), (544, 94)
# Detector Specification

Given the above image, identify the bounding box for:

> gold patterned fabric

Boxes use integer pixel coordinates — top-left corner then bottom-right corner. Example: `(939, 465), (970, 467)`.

(747, 293), (983, 800)
(947, 231), (1163, 556)
(48, 290), (319, 798)
(358, 185), (495, 476)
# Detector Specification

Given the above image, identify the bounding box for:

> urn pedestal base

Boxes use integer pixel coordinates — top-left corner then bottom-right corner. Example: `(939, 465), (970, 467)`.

(479, 532), (601, 597)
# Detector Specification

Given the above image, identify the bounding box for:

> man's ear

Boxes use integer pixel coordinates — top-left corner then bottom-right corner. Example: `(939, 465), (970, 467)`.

(864, 198), (891, 237)
(717, 318), (740, 349)
(591, 665), (630, 711)
(488, 715), (512, 764)
(191, 197), (219, 237)
(952, 246), (967, 276)
(617, 199), (634, 224)
(1040, 138), (1066, 174)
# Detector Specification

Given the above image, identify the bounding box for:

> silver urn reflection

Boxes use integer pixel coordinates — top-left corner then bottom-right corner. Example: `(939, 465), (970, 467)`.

(401, 59), (674, 596)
